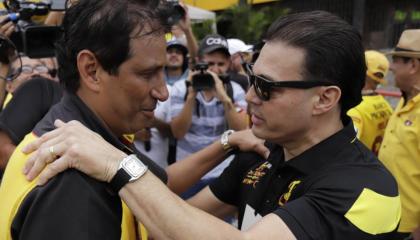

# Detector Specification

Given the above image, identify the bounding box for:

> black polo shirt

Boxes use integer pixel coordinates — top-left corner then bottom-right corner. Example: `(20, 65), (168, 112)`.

(0, 77), (63, 145)
(210, 124), (400, 239)
(9, 93), (167, 239)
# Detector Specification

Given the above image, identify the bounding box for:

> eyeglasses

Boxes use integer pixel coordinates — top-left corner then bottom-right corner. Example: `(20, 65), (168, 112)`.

(8, 65), (56, 80)
(245, 63), (337, 101)
(21, 65), (50, 74)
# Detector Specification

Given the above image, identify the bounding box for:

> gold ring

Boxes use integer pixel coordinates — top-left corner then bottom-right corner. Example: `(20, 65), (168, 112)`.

(49, 146), (56, 157)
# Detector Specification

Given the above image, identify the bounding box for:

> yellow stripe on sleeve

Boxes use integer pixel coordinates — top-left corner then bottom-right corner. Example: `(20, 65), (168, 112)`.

(344, 188), (401, 235)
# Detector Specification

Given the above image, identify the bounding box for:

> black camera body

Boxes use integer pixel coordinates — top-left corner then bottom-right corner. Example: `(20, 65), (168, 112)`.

(166, 0), (185, 26)
(1, 0), (63, 58)
(192, 62), (215, 91)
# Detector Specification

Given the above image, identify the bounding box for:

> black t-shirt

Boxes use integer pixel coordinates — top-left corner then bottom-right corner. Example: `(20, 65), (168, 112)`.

(210, 124), (400, 239)
(0, 77), (63, 145)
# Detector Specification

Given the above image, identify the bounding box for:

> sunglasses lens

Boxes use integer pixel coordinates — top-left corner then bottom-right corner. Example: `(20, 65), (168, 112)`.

(254, 76), (270, 101)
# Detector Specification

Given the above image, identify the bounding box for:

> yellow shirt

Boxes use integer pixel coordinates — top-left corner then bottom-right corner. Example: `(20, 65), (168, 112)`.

(378, 94), (420, 232)
(2, 92), (12, 109)
(347, 94), (393, 155)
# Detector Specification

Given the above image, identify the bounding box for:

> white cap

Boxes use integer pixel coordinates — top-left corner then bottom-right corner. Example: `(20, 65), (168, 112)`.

(227, 38), (253, 55)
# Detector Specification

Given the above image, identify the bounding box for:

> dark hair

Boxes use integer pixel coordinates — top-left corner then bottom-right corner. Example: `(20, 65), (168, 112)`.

(57, 0), (170, 93)
(265, 11), (366, 124)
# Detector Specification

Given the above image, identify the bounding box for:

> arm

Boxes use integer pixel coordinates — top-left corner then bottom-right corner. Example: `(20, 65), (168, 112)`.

(120, 170), (296, 240)
(21, 120), (289, 239)
(177, 5), (198, 65)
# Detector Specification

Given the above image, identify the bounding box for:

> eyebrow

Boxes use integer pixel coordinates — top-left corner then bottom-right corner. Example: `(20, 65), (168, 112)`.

(257, 73), (276, 82)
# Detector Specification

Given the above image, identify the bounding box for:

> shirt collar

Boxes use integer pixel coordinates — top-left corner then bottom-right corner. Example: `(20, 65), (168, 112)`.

(278, 123), (357, 175)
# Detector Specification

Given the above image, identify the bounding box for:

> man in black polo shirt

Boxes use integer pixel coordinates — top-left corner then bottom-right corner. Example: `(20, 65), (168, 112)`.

(20, 11), (401, 239)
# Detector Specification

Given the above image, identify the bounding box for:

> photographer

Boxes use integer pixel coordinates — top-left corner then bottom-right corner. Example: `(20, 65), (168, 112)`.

(170, 34), (248, 198)
(0, 17), (60, 178)
(0, 15), (15, 107)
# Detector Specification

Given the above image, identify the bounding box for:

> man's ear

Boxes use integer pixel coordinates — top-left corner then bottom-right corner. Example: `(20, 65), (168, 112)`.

(410, 58), (420, 75)
(77, 50), (101, 92)
(312, 86), (341, 116)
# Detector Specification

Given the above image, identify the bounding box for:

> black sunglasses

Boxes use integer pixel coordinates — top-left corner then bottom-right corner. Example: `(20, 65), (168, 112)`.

(245, 64), (337, 101)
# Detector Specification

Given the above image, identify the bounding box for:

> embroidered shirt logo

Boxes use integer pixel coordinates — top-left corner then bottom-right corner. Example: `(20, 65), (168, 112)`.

(242, 162), (272, 188)
(278, 180), (301, 206)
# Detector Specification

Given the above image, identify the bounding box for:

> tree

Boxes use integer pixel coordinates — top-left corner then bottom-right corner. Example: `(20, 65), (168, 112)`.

(217, 3), (290, 44)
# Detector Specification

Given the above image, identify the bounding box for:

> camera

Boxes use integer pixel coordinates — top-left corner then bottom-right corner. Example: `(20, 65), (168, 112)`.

(1, 0), (64, 58)
(166, 0), (185, 26)
(192, 62), (215, 91)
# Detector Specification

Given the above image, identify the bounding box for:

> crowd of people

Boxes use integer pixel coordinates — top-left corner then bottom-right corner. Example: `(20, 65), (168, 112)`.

(0, 0), (419, 239)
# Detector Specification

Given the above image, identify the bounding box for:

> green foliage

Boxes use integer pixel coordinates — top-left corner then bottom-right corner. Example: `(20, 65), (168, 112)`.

(191, 19), (215, 40)
(217, 4), (290, 44)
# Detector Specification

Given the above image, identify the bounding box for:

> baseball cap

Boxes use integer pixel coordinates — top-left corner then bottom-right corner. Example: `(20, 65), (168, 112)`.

(227, 38), (253, 55)
(387, 29), (420, 59)
(166, 39), (188, 55)
(365, 50), (389, 84)
(199, 34), (229, 56)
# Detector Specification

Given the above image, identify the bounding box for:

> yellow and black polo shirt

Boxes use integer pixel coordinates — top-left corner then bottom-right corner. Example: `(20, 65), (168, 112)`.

(0, 94), (167, 240)
(210, 124), (401, 239)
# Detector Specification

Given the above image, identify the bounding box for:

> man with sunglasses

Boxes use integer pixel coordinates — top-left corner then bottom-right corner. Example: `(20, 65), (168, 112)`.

(20, 11), (400, 239)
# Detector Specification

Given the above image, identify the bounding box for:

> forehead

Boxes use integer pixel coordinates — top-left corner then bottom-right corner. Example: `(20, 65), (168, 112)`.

(12, 57), (43, 68)
(253, 41), (305, 81)
(128, 34), (166, 68)
(202, 51), (230, 62)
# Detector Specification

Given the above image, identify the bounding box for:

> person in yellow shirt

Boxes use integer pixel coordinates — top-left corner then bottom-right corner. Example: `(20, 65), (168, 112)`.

(347, 50), (393, 155)
(379, 29), (420, 239)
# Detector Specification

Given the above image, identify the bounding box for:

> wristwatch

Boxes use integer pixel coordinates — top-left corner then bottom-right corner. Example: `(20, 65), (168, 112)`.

(110, 154), (148, 193)
(221, 129), (235, 151)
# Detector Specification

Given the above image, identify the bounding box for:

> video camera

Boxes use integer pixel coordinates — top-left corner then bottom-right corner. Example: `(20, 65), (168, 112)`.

(165, 0), (185, 26)
(0, 0), (65, 58)
(192, 62), (214, 91)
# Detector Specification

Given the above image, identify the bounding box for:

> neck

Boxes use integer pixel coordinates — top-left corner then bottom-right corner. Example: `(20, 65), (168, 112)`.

(77, 89), (122, 137)
(166, 67), (183, 78)
(282, 115), (343, 161)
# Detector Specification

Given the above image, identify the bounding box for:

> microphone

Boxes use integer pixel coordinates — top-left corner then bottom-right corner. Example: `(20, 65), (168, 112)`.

(0, 13), (20, 25)
(144, 141), (151, 152)
(144, 128), (151, 152)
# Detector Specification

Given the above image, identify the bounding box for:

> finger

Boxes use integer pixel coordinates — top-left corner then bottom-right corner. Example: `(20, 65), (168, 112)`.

(21, 135), (43, 154)
(22, 128), (63, 153)
(25, 141), (66, 181)
(4, 25), (15, 37)
(37, 155), (70, 186)
(0, 21), (13, 33)
(54, 119), (66, 128)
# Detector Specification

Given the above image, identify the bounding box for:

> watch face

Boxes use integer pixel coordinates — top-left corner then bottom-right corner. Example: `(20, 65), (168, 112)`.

(122, 157), (145, 177)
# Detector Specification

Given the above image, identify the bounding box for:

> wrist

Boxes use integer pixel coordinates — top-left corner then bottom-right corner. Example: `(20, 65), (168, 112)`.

(109, 154), (149, 193)
(220, 129), (235, 152)
(106, 151), (127, 183)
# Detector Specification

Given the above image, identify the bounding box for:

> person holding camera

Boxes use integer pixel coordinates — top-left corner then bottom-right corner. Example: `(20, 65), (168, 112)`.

(170, 34), (248, 198)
